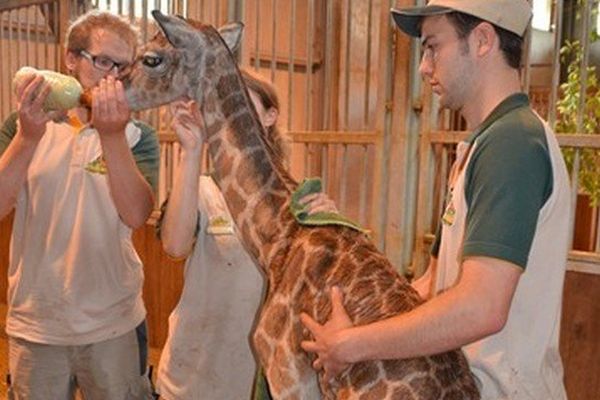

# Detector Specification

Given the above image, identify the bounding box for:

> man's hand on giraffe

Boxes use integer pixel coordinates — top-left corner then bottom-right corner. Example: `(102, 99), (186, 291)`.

(300, 286), (354, 381)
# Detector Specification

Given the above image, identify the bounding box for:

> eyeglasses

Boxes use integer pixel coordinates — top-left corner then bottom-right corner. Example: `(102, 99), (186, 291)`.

(421, 44), (441, 65)
(420, 36), (465, 66)
(79, 50), (130, 73)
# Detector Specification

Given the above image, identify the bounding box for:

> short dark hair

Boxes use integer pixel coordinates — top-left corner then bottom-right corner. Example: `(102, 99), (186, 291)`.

(445, 12), (523, 69)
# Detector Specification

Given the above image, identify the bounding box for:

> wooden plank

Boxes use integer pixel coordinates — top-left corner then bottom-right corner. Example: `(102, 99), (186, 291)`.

(428, 130), (600, 150)
(158, 130), (381, 145)
(0, 0), (53, 12)
(288, 130), (380, 144)
(135, 221), (185, 348)
(0, 212), (12, 303)
(567, 250), (600, 275)
(556, 134), (600, 149)
(560, 270), (600, 400)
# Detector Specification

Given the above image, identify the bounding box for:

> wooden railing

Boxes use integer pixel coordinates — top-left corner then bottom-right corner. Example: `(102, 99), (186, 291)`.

(412, 130), (600, 277)
(156, 128), (383, 235)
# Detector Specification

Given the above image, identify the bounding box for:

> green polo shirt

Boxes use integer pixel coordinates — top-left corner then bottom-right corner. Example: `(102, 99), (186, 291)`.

(432, 93), (553, 269)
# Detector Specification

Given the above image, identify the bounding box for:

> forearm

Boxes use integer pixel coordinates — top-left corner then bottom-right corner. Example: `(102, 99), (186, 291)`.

(344, 285), (493, 363)
(161, 149), (201, 258)
(101, 134), (154, 228)
(0, 131), (39, 219)
(341, 258), (518, 363)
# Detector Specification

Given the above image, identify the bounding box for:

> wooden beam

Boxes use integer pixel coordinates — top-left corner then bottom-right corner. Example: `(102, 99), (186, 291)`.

(0, 0), (53, 12)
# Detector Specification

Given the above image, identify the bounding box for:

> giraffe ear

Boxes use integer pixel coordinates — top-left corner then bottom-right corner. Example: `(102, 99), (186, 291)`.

(218, 22), (244, 53)
(151, 10), (197, 49)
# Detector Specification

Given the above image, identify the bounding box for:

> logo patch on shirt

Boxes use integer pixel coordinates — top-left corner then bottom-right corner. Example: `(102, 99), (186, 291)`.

(85, 156), (107, 175)
(442, 190), (456, 226)
(207, 215), (234, 235)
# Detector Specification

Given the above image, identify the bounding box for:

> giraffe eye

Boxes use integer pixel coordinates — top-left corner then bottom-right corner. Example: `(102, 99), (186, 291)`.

(142, 53), (163, 68)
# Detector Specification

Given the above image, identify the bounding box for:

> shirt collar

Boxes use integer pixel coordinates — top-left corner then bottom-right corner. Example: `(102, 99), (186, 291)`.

(466, 93), (530, 144)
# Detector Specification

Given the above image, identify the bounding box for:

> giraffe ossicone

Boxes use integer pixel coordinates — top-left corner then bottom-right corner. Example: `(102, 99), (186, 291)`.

(124, 10), (480, 400)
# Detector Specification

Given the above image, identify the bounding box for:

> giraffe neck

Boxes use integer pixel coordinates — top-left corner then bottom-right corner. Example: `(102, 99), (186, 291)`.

(196, 51), (296, 265)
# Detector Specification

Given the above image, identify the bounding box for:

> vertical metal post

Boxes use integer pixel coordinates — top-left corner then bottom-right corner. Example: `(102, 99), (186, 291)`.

(343, 0), (352, 130)
(305, 0), (315, 129)
(287, 0), (296, 131)
(0, 11), (6, 121)
(253, 0), (259, 70)
(270, 0), (276, 82)
(547, 0), (564, 127)
(575, 0), (593, 133)
(363, 0), (373, 128)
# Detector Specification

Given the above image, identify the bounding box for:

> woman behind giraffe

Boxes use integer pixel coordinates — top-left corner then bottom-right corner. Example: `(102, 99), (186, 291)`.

(155, 70), (335, 400)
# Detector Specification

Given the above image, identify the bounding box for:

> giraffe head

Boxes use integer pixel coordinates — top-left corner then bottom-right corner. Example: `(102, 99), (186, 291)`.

(123, 10), (243, 111)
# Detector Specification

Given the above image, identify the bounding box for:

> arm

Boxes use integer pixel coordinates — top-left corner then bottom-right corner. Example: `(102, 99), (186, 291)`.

(0, 75), (53, 219)
(92, 76), (154, 228)
(301, 256), (521, 378)
(160, 100), (204, 258)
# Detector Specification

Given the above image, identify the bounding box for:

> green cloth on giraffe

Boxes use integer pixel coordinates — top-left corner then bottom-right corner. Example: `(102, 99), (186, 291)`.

(251, 369), (273, 400)
(290, 177), (367, 233)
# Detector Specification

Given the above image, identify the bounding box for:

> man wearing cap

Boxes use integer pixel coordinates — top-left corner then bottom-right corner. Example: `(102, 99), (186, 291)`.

(301, 1), (571, 399)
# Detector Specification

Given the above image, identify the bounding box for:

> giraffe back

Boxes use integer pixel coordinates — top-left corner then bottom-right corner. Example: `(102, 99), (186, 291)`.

(255, 216), (480, 399)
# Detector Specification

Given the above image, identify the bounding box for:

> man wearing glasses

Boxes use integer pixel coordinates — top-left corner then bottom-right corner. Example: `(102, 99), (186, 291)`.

(0, 10), (158, 399)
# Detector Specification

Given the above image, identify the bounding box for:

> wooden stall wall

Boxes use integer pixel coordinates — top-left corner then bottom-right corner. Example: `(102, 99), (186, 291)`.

(1, 212), (600, 400)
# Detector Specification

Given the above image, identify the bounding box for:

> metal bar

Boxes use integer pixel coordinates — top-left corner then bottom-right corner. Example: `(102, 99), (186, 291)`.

(43, 3), (49, 69)
(9, 9), (15, 111)
(547, 0), (564, 127)
(343, 0), (351, 129)
(321, 144), (329, 191)
(595, 206), (600, 253)
(359, 144), (369, 225)
(340, 144), (349, 211)
(363, 0), (373, 128)
(287, 0), (296, 131)
(26, 6), (32, 67)
(16, 8), (21, 71)
(128, 0), (135, 22)
(575, 0), (593, 134)
(35, 3), (40, 67)
(142, 0), (148, 43)
(323, 0), (333, 129)
(0, 11), (6, 121)
(569, 149), (581, 248)
(53, 0), (59, 70)
(253, 0), (259, 70)
(370, 0), (396, 251)
(270, 0), (276, 82)
(306, 0), (314, 128)
(303, 143), (310, 177)
(521, 17), (532, 92)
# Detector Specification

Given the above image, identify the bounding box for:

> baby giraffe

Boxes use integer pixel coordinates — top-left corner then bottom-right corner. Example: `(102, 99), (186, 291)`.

(123, 10), (480, 400)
